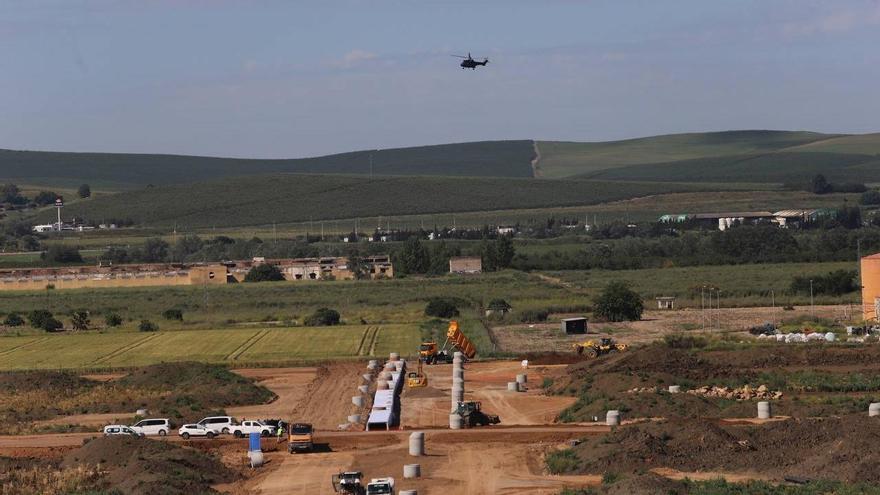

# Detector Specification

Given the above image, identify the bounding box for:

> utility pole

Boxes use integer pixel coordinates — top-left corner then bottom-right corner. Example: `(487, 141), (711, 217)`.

(810, 279), (814, 317)
(701, 286), (706, 330)
(771, 289), (775, 310)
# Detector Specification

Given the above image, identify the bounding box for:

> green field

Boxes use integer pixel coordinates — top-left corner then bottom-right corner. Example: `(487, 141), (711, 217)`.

(0, 140), (535, 189)
(26, 174), (716, 229)
(0, 325), (420, 370)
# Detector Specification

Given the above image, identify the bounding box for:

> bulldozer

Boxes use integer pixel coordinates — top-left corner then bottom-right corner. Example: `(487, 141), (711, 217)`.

(406, 360), (428, 388)
(453, 401), (500, 428)
(331, 471), (365, 495)
(420, 320), (477, 364)
(572, 337), (628, 359)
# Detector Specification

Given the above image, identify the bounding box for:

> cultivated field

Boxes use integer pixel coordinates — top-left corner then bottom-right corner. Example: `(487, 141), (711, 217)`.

(0, 325), (420, 370)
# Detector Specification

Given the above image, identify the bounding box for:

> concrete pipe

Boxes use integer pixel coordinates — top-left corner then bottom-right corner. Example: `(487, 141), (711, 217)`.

(384, 362), (395, 371)
(507, 381), (520, 392)
(390, 352), (400, 361)
(352, 396), (364, 407)
(453, 368), (465, 380)
(379, 371), (392, 380)
(403, 464), (421, 479)
(449, 413), (462, 430)
(135, 408), (149, 417)
(606, 410), (621, 426)
(870, 403), (880, 417)
(367, 360), (378, 370)
(453, 351), (463, 361)
(757, 401), (772, 419)
(347, 414), (361, 423)
(362, 374), (372, 383)
(378, 380), (389, 390)
(668, 385), (681, 394)
(409, 432), (425, 456)
(516, 374), (527, 385)
(247, 450), (264, 468)
(400, 491), (418, 495)
(358, 385), (369, 394)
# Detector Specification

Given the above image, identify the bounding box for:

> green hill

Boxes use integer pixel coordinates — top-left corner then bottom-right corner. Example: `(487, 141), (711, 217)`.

(0, 140), (535, 189)
(28, 174), (717, 229)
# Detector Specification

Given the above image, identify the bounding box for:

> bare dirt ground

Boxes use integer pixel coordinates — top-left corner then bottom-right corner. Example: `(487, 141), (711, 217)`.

(401, 361), (575, 427)
(494, 304), (849, 352)
(227, 367), (318, 420)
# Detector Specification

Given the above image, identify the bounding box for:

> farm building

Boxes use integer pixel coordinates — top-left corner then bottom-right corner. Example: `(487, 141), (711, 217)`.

(561, 317), (588, 334)
(655, 296), (676, 310)
(658, 209), (836, 231)
(0, 255), (393, 291)
(449, 256), (482, 274)
(862, 253), (880, 320)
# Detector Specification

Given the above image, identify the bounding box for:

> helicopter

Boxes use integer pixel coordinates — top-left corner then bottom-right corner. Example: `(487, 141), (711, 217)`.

(452, 53), (489, 70)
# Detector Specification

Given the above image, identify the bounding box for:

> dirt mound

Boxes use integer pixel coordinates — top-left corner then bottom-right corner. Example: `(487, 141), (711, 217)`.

(0, 370), (94, 393)
(403, 385), (446, 399)
(63, 436), (236, 495)
(574, 415), (880, 483)
(518, 352), (583, 365)
(601, 473), (685, 495)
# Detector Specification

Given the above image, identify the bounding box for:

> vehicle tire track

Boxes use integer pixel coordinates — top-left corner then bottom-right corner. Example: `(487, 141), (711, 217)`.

(226, 329), (270, 361)
(0, 337), (49, 357)
(355, 326), (373, 356)
(367, 326), (381, 356)
(530, 140), (542, 178)
(92, 333), (161, 364)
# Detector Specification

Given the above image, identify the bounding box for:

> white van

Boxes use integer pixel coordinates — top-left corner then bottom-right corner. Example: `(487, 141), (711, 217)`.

(103, 425), (142, 437)
(130, 418), (172, 436)
(197, 416), (237, 435)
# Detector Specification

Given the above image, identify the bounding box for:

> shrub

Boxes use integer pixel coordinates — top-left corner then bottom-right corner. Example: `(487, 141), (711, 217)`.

(519, 308), (549, 323)
(545, 449), (580, 474)
(162, 309), (184, 321)
(244, 264), (285, 282)
(3, 313), (24, 327)
(861, 190), (880, 205)
(41, 245), (83, 264)
(71, 310), (90, 331)
(593, 281), (643, 322)
(139, 320), (159, 332)
(105, 313), (123, 327)
(791, 270), (857, 296)
(28, 309), (54, 329)
(41, 317), (63, 332)
(663, 333), (708, 349)
(304, 308), (340, 326)
(424, 298), (460, 318)
(487, 299), (511, 312)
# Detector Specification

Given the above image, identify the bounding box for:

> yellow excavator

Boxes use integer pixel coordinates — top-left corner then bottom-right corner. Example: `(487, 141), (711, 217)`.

(572, 337), (627, 359)
(406, 360), (428, 388)
(419, 321), (477, 364)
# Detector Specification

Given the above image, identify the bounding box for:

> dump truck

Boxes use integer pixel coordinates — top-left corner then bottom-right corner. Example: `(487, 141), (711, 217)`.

(420, 320), (477, 364)
(572, 337), (627, 358)
(331, 471), (366, 495)
(454, 401), (500, 428)
(406, 359), (428, 388)
(287, 422), (314, 453)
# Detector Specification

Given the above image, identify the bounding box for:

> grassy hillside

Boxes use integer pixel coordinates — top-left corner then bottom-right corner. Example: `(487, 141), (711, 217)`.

(0, 140), (535, 189)
(789, 133), (880, 155)
(589, 152), (880, 183)
(28, 174), (718, 228)
(535, 130), (834, 178)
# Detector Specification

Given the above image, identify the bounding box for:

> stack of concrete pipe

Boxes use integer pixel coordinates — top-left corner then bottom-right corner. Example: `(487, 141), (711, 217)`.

(367, 359), (378, 370)
(870, 403), (880, 417)
(409, 432), (425, 456)
(606, 410), (621, 426)
(390, 352), (400, 362)
(403, 464), (421, 479)
(400, 490), (418, 495)
(757, 401), (772, 419)
(450, 352), (465, 428)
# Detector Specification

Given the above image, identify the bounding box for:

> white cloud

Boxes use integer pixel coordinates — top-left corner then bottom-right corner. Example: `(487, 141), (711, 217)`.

(333, 49), (378, 68)
(781, 3), (880, 37)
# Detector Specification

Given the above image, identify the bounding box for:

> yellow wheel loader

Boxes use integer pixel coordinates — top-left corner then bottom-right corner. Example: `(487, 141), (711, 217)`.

(572, 337), (627, 359)
(406, 360), (428, 388)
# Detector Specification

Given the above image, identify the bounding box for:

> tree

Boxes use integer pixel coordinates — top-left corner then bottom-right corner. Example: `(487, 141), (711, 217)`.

(104, 246), (130, 264)
(861, 190), (880, 205)
(3, 313), (24, 327)
(487, 298), (511, 312)
(495, 235), (516, 269)
(162, 308), (184, 321)
(811, 174), (832, 194)
(77, 184), (91, 199)
(105, 313), (123, 327)
(33, 191), (57, 206)
(593, 281), (643, 322)
(304, 307), (341, 326)
(41, 317), (63, 332)
(424, 298), (460, 318)
(141, 238), (170, 262)
(244, 263), (285, 282)
(27, 309), (54, 329)
(171, 235), (203, 262)
(396, 237), (430, 275)
(71, 310), (90, 330)
(138, 320), (158, 332)
(42, 245), (83, 263)
(1, 183), (26, 205)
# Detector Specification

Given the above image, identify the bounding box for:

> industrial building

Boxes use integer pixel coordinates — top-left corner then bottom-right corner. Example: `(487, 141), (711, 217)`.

(659, 209), (836, 231)
(0, 255), (393, 291)
(862, 253), (880, 320)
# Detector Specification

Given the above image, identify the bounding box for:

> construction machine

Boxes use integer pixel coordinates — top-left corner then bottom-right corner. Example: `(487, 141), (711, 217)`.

(332, 471), (366, 495)
(572, 337), (628, 359)
(453, 401), (500, 428)
(287, 422), (314, 453)
(406, 359), (428, 388)
(419, 320), (477, 364)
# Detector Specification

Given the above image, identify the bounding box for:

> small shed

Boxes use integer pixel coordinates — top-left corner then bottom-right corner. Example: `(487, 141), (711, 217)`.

(561, 317), (588, 334)
(656, 296), (676, 310)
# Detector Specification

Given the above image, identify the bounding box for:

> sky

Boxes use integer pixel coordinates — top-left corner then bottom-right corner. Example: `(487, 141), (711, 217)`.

(2, 0), (880, 158)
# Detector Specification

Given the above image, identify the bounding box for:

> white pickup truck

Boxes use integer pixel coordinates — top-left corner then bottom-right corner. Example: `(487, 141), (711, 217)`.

(231, 420), (277, 438)
(366, 477), (395, 495)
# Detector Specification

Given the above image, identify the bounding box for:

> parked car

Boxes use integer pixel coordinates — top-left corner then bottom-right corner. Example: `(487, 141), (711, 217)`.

(103, 425), (142, 437)
(196, 416), (237, 435)
(231, 420), (276, 438)
(178, 424), (218, 439)
(130, 418), (172, 436)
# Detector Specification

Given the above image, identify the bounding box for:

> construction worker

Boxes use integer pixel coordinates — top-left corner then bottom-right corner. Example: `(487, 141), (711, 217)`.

(276, 423), (285, 443)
